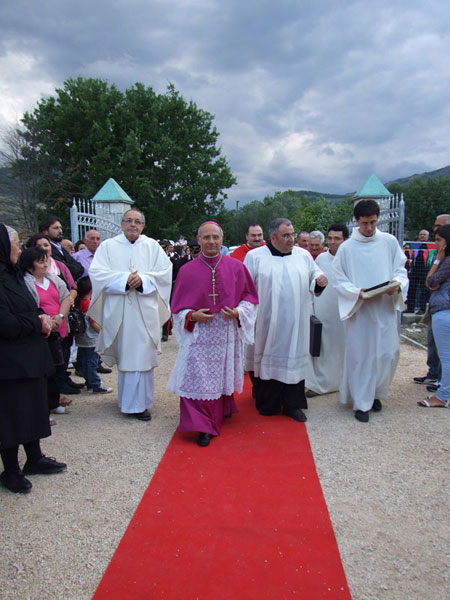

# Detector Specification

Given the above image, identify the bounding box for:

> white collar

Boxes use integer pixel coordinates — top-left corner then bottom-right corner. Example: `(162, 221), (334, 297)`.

(351, 227), (378, 243)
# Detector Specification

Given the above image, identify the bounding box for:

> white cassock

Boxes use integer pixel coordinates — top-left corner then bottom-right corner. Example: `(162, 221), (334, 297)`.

(333, 228), (408, 412)
(306, 249), (345, 394)
(88, 233), (172, 413)
(244, 246), (323, 383)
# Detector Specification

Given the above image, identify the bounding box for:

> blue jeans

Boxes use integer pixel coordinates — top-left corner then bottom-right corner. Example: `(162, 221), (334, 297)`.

(78, 347), (101, 390)
(431, 310), (450, 402)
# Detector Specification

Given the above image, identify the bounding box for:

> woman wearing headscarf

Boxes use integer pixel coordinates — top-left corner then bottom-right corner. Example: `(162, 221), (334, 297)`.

(0, 224), (66, 494)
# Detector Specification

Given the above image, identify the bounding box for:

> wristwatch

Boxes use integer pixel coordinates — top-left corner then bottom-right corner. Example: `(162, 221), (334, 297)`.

(58, 313), (65, 319)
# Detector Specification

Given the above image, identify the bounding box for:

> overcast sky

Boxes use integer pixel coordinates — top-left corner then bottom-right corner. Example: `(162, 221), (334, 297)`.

(1, 0), (449, 208)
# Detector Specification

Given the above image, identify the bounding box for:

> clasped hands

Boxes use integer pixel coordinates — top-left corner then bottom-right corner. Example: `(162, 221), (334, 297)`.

(39, 314), (52, 337)
(191, 306), (239, 323)
(127, 270), (143, 289)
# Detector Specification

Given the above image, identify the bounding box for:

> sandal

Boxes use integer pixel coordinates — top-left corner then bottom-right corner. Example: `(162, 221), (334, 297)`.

(417, 395), (449, 408)
(51, 406), (69, 414)
(59, 396), (73, 407)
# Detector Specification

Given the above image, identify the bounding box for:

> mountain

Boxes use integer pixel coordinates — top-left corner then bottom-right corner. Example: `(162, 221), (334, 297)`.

(0, 167), (24, 230)
(295, 190), (349, 203)
(387, 165), (450, 187)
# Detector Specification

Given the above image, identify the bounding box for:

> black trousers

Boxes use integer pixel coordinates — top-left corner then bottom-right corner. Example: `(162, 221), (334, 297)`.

(250, 372), (307, 415)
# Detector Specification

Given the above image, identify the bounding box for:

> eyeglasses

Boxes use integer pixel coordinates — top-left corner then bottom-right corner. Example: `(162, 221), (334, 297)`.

(278, 233), (296, 240)
(122, 219), (144, 225)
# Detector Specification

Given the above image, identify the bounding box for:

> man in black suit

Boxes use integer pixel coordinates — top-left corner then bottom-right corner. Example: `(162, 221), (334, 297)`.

(38, 216), (84, 281)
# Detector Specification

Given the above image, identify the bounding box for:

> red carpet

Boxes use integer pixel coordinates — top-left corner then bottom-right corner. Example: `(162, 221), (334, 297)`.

(94, 377), (351, 599)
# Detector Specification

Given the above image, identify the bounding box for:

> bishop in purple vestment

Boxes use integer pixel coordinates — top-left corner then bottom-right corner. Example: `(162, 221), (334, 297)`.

(167, 222), (258, 447)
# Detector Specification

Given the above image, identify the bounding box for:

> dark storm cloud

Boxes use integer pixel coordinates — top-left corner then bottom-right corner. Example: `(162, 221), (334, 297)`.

(2, 0), (450, 207)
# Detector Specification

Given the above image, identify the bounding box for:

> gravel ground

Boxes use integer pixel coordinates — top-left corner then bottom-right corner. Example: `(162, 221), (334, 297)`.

(1, 337), (448, 600)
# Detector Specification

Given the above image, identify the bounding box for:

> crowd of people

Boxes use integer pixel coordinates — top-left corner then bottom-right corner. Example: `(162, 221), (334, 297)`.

(1, 204), (449, 492)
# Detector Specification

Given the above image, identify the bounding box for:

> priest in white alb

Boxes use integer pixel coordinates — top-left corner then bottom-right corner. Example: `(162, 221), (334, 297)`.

(333, 199), (408, 423)
(167, 221), (258, 447)
(306, 224), (349, 396)
(88, 209), (172, 421)
(244, 218), (327, 423)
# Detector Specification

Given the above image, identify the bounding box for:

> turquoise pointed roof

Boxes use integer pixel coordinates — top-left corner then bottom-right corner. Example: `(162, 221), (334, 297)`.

(91, 178), (134, 204)
(353, 173), (391, 199)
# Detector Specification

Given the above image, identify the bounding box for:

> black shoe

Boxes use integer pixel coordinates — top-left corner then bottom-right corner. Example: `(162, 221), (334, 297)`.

(22, 456), (67, 475)
(161, 335), (168, 342)
(0, 471), (32, 493)
(92, 386), (113, 394)
(135, 409), (151, 421)
(58, 386), (80, 395)
(427, 384), (440, 393)
(355, 410), (369, 422)
(284, 408), (307, 422)
(413, 376), (437, 385)
(197, 432), (211, 447)
(371, 399), (382, 412)
(66, 378), (85, 389)
(97, 364), (112, 374)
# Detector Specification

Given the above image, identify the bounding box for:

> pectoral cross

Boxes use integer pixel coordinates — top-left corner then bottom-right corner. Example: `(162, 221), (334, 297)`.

(209, 272), (219, 305)
(199, 254), (222, 305)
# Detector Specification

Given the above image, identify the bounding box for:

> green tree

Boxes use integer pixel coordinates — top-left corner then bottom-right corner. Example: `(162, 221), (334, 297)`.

(388, 177), (450, 238)
(13, 77), (236, 236)
(291, 195), (353, 234)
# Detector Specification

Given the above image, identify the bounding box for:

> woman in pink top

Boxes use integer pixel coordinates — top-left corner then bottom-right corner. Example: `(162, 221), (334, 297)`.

(25, 234), (80, 397)
(21, 246), (72, 416)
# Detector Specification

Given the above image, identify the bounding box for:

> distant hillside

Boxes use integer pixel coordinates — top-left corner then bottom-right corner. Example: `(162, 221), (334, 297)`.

(300, 164), (450, 202)
(387, 165), (450, 187)
(0, 167), (25, 230)
(298, 190), (350, 203)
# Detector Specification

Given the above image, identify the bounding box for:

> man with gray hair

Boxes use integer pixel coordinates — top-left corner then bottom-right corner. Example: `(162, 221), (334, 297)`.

(244, 218), (327, 422)
(88, 209), (172, 421)
(308, 230), (325, 260)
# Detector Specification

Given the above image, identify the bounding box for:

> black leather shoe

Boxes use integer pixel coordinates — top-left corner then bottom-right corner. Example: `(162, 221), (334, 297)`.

(197, 432), (211, 447)
(97, 364), (112, 374)
(284, 408), (307, 422)
(135, 409), (152, 421)
(355, 410), (369, 422)
(1, 471), (32, 493)
(66, 378), (85, 389)
(161, 335), (168, 342)
(371, 399), (382, 412)
(58, 385), (80, 395)
(22, 456), (67, 475)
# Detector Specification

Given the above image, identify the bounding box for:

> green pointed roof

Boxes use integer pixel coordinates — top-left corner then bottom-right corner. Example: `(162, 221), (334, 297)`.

(354, 173), (391, 199)
(91, 178), (134, 204)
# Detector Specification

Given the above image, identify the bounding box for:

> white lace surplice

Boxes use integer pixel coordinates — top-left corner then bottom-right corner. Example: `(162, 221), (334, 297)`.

(167, 301), (256, 400)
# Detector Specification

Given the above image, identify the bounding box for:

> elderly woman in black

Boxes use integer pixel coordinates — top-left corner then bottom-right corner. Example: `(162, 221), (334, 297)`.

(0, 224), (66, 494)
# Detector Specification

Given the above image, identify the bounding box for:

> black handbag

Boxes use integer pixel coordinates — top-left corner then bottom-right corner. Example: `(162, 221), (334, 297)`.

(68, 307), (87, 335)
(47, 332), (64, 366)
(309, 315), (322, 357)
